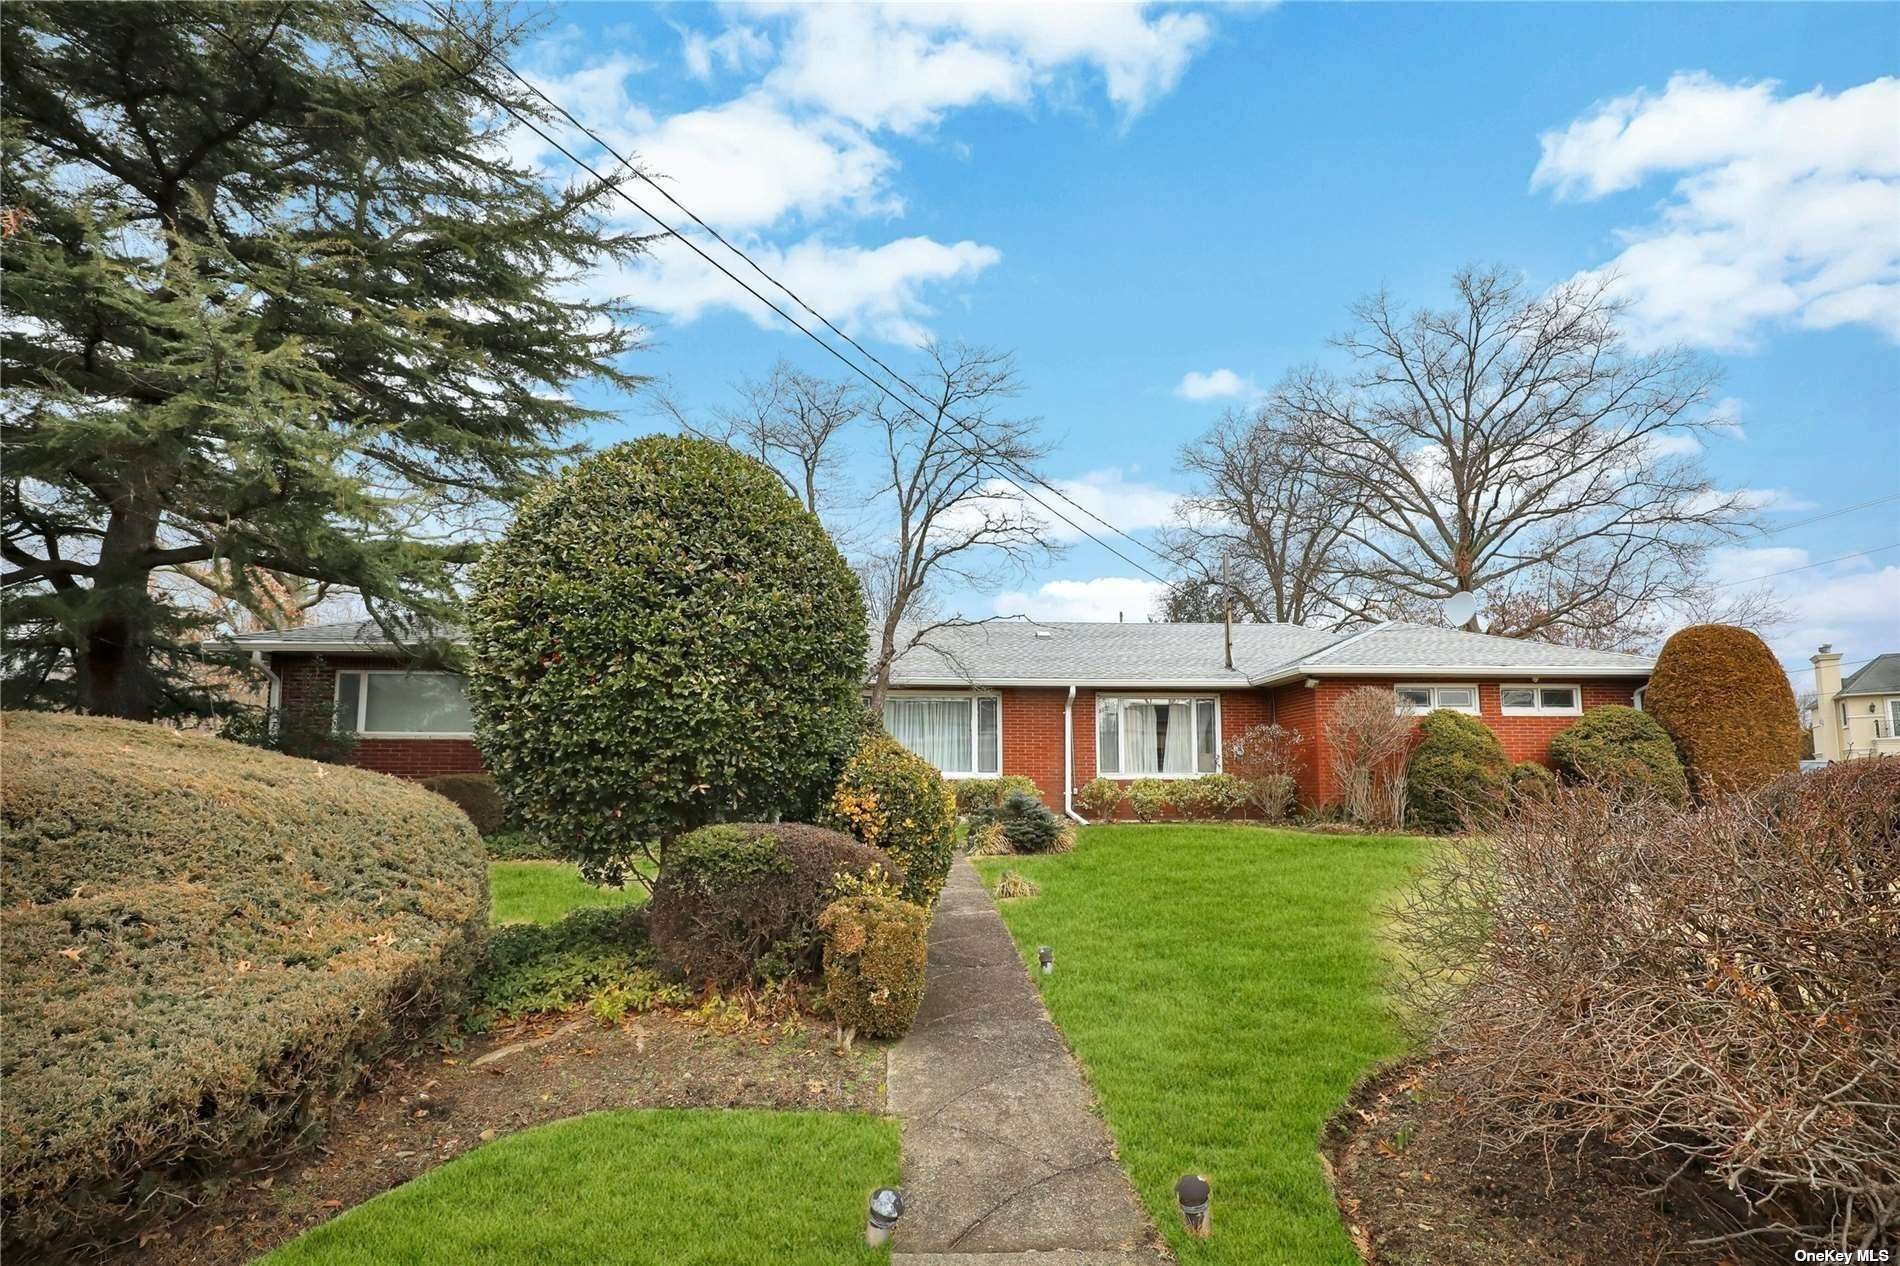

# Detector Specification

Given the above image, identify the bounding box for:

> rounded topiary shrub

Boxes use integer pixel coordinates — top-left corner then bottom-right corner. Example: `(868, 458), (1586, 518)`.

(1405, 709), (1509, 833)
(423, 772), (508, 836)
(646, 823), (898, 987)
(1125, 778), (1172, 822)
(1077, 777), (1124, 820)
(467, 436), (869, 884)
(1646, 623), (1801, 796)
(0, 713), (486, 1256)
(818, 895), (930, 1040)
(1547, 705), (1689, 805)
(823, 732), (957, 907)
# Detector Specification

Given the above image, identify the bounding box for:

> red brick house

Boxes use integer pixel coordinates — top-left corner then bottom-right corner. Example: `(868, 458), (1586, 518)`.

(228, 619), (1653, 815)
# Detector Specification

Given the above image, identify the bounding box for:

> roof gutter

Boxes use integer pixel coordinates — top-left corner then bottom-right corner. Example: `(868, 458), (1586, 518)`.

(1249, 662), (1655, 687)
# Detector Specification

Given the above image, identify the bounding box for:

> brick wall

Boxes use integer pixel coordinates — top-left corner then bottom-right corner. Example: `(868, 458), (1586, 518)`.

(272, 652), (484, 781)
(1297, 676), (1647, 807)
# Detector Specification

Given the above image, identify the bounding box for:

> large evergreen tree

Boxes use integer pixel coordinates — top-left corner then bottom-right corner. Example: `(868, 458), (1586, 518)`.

(1, 1), (649, 719)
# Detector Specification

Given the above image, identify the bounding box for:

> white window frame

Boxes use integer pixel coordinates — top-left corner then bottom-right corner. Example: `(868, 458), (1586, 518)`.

(335, 669), (474, 739)
(883, 690), (1002, 779)
(1095, 695), (1222, 780)
(1394, 683), (1481, 716)
(1498, 683), (1583, 717)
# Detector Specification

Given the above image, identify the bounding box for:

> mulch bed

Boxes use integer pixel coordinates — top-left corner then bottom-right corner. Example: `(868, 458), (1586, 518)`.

(98, 1008), (888, 1266)
(1321, 1059), (1780, 1266)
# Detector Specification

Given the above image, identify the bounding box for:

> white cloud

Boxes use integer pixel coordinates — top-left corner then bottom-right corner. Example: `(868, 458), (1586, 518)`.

(764, 4), (1214, 134)
(992, 576), (1169, 622)
(1735, 488), (1820, 513)
(681, 24), (772, 80)
(1175, 368), (1255, 401)
(1534, 73), (1900, 350)
(608, 232), (1001, 345)
(1700, 545), (1900, 683)
(1044, 469), (1181, 540)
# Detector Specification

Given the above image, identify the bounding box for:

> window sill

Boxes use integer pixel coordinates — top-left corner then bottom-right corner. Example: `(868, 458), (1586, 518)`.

(1499, 709), (1582, 718)
(351, 732), (476, 740)
(1096, 771), (1221, 781)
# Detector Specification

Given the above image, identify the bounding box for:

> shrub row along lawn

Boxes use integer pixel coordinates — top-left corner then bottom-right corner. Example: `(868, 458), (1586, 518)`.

(488, 861), (646, 925)
(262, 1109), (900, 1266)
(976, 824), (1428, 1266)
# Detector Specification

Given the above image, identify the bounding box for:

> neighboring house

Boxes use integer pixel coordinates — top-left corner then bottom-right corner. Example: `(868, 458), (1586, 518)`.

(226, 618), (1654, 814)
(1810, 646), (1900, 762)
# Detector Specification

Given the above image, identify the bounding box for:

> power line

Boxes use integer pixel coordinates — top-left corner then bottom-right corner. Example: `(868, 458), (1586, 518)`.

(1754, 493), (1900, 537)
(1712, 541), (1900, 589)
(368, 0), (1172, 583)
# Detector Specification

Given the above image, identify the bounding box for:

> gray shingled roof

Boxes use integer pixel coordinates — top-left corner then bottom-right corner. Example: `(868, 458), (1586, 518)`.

(229, 617), (1655, 684)
(1837, 652), (1900, 697)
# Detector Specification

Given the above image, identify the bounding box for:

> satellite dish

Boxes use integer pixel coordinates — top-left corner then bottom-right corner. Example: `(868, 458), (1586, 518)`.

(1442, 590), (1479, 628)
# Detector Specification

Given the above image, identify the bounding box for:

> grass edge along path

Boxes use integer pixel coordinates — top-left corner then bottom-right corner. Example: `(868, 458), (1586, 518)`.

(260, 1108), (900, 1266)
(975, 824), (1427, 1265)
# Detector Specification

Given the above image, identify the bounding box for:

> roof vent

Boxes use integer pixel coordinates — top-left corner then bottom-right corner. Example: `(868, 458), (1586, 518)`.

(1033, 629), (1054, 639)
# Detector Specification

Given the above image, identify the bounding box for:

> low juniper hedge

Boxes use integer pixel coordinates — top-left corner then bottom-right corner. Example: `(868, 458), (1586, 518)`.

(471, 906), (662, 1027)
(0, 713), (487, 1256)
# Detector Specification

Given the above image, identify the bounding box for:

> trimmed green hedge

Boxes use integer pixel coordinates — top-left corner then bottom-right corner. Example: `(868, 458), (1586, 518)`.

(1406, 709), (1509, 832)
(951, 776), (1041, 815)
(0, 713), (487, 1256)
(819, 895), (929, 1040)
(1548, 705), (1688, 805)
(468, 437), (869, 883)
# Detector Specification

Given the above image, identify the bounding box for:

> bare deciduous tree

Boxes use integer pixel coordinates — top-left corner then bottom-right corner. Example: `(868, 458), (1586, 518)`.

(1157, 406), (1363, 626)
(1280, 267), (1751, 644)
(862, 341), (1061, 710)
(651, 361), (861, 515)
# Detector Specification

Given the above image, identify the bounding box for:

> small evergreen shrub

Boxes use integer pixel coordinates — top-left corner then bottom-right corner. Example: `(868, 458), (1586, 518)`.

(423, 772), (508, 836)
(973, 789), (1072, 854)
(1077, 777), (1125, 820)
(1507, 760), (1557, 807)
(1645, 623), (1801, 795)
(471, 906), (664, 1027)
(467, 436), (870, 885)
(1125, 778), (1173, 822)
(824, 732), (957, 907)
(1405, 709), (1509, 833)
(818, 895), (929, 1040)
(0, 713), (486, 1255)
(646, 823), (897, 987)
(951, 775), (1040, 815)
(1547, 705), (1688, 805)
(484, 829), (559, 861)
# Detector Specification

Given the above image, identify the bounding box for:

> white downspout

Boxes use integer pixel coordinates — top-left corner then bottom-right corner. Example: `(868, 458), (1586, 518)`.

(1064, 685), (1087, 824)
(251, 650), (283, 735)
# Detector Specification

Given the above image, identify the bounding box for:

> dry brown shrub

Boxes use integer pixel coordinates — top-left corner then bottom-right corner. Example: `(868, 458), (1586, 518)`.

(1325, 686), (1415, 827)
(1390, 763), (1900, 1252)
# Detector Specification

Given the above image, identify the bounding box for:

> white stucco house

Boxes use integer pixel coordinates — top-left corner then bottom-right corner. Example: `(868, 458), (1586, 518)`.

(1810, 647), (1900, 761)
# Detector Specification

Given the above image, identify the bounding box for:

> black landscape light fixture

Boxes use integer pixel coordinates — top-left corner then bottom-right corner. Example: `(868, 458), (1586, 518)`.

(1175, 1174), (1211, 1238)
(1037, 945), (1053, 975)
(865, 1187), (904, 1246)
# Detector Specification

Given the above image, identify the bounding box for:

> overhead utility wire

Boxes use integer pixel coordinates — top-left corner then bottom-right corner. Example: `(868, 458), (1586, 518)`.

(368, 0), (1171, 583)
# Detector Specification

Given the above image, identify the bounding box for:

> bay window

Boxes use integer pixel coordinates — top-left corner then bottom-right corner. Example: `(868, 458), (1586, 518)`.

(335, 670), (473, 736)
(1394, 684), (1479, 715)
(883, 693), (1000, 777)
(1096, 696), (1219, 777)
(1499, 684), (1581, 716)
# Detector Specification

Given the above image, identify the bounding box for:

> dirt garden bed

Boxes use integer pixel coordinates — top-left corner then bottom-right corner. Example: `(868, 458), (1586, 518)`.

(106, 1007), (887, 1266)
(1322, 1059), (1778, 1266)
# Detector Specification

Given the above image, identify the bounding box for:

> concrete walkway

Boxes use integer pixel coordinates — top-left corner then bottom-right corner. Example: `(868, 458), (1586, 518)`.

(887, 858), (1170, 1265)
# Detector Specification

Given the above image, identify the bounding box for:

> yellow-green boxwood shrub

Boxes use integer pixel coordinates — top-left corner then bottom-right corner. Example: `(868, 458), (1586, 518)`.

(1646, 623), (1801, 796)
(823, 732), (957, 907)
(467, 437), (869, 884)
(818, 895), (929, 1039)
(0, 714), (487, 1256)
(1406, 709), (1509, 833)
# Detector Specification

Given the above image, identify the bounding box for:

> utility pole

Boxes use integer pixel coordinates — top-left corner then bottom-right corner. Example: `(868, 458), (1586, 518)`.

(1222, 554), (1234, 671)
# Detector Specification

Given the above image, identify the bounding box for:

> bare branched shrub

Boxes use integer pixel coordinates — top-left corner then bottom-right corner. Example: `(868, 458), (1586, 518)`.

(1324, 686), (1415, 827)
(1224, 722), (1307, 820)
(1390, 763), (1900, 1251)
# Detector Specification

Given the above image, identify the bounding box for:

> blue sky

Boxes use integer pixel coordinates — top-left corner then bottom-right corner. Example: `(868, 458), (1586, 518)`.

(503, 2), (1898, 680)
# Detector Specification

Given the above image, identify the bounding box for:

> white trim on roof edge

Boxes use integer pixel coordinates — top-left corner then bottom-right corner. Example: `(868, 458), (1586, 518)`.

(1250, 662), (1653, 686)
(220, 639), (397, 654)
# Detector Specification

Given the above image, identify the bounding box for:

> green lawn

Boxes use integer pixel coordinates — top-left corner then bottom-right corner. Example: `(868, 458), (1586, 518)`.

(488, 861), (646, 925)
(262, 1109), (899, 1266)
(974, 825), (1427, 1266)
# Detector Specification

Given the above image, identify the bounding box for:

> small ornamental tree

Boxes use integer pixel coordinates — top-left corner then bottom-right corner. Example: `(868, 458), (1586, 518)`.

(1645, 624), (1801, 795)
(1405, 709), (1510, 833)
(468, 438), (868, 885)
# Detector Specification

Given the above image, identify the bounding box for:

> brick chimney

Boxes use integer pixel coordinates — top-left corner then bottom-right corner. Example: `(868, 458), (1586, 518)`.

(1811, 645), (1845, 761)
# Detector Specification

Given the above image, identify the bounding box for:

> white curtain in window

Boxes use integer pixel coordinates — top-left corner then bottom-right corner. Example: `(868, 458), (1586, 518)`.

(1123, 703), (1159, 774)
(1162, 701), (1194, 773)
(884, 698), (973, 773)
(1196, 700), (1217, 772)
(363, 673), (473, 734)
